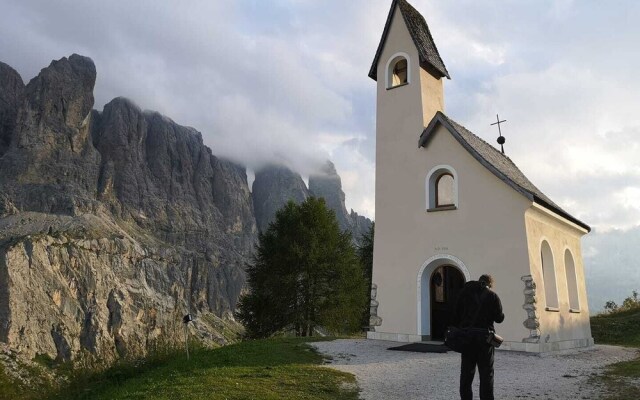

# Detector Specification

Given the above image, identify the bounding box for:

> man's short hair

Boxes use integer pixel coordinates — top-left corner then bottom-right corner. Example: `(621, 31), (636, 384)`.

(479, 274), (494, 288)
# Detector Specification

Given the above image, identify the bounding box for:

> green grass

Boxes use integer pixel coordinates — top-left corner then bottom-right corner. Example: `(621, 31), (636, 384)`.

(38, 337), (358, 400)
(591, 308), (640, 399)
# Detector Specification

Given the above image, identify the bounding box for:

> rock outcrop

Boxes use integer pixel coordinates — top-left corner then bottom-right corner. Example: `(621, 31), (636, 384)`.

(309, 160), (371, 244)
(252, 165), (310, 233)
(0, 55), (101, 216)
(0, 62), (24, 158)
(309, 161), (351, 231)
(252, 161), (373, 244)
(0, 55), (255, 362)
(309, 160), (373, 243)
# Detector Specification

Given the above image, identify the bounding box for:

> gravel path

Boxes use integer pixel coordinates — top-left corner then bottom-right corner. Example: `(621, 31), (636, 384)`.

(312, 339), (638, 400)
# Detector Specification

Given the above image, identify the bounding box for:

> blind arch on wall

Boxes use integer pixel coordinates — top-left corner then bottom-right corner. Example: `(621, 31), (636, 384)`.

(541, 240), (559, 309)
(426, 165), (458, 210)
(564, 249), (580, 311)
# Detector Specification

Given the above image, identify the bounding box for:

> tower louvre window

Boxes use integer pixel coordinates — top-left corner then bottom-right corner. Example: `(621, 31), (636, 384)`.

(392, 59), (408, 86)
(385, 53), (411, 89)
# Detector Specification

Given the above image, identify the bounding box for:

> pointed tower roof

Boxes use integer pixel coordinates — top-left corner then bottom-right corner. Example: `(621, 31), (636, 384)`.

(369, 0), (450, 81)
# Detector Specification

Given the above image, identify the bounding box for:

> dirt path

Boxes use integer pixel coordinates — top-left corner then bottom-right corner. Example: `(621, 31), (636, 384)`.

(312, 339), (638, 400)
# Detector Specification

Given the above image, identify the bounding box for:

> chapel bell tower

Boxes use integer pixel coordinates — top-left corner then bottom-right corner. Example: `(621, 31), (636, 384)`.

(368, 0), (450, 335)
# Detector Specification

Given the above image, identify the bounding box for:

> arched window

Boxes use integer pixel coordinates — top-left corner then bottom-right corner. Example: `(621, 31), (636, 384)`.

(564, 249), (580, 311)
(541, 240), (559, 310)
(426, 166), (458, 211)
(385, 53), (410, 89)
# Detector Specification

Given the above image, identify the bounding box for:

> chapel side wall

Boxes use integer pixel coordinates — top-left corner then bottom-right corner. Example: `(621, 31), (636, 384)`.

(524, 207), (592, 345)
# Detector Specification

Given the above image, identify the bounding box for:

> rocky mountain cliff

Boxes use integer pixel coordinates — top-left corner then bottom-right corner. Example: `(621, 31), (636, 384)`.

(253, 161), (372, 243)
(252, 165), (310, 233)
(0, 54), (372, 363)
(309, 161), (372, 242)
(0, 55), (255, 362)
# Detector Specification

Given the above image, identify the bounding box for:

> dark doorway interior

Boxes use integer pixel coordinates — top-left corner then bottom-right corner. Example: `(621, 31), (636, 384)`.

(430, 265), (465, 340)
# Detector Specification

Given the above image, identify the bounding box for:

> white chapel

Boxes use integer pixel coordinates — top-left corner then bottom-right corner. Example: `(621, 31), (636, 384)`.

(368, 0), (593, 352)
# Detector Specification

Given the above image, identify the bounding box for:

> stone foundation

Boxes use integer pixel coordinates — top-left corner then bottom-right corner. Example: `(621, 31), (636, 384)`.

(500, 337), (594, 353)
(367, 332), (595, 353)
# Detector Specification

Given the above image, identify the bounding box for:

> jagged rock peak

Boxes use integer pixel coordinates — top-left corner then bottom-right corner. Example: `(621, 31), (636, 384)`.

(309, 160), (349, 231)
(0, 54), (101, 216)
(309, 160), (373, 244)
(0, 61), (24, 85)
(0, 61), (25, 157)
(93, 93), (256, 258)
(314, 159), (338, 176)
(252, 164), (310, 233)
(26, 54), (96, 128)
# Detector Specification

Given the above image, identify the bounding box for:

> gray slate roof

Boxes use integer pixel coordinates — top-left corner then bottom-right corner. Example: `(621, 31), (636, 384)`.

(419, 112), (590, 232)
(369, 0), (450, 81)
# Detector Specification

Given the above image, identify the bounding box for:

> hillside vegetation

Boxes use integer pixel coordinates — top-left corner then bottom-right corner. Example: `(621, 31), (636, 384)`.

(591, 307), (640, 347)
(591, 294), (640, 400)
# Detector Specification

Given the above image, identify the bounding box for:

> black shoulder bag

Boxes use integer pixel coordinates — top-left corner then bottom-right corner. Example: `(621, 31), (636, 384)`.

(445, 288), (488, 353)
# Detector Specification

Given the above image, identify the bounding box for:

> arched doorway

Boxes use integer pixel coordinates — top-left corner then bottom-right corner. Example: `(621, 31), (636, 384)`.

(417, 255), (470, 339)
(430, 265), (465, 340)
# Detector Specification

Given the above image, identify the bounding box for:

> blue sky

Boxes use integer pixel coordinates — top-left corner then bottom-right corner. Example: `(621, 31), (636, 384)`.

(1, 0), (639, 310)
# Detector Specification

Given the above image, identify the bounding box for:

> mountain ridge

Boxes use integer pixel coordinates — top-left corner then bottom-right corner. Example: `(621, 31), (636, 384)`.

(0, 54), (372, 362)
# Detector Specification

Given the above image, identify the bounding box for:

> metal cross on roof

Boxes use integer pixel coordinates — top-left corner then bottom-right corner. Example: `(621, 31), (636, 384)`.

(490, 114), (507, 154)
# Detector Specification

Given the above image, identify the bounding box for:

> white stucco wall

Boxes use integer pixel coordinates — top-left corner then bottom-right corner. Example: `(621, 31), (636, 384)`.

(372, 120), (533, 343)
(524, 206), (592, 349)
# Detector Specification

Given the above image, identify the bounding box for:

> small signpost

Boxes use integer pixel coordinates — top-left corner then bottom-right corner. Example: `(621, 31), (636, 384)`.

(183, 313), (193, 360)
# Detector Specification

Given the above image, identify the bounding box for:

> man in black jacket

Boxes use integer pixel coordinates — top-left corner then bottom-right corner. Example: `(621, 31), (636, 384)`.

(453, 274), (504, 400)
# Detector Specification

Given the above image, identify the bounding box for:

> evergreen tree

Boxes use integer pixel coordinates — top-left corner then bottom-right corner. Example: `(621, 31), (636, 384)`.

(357, 223), (374, 329)
(236, 197), (367, 338)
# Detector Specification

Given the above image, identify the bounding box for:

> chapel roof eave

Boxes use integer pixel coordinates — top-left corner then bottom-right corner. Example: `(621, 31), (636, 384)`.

(369, 0), (450, 81)
(419, 112), (591, 233)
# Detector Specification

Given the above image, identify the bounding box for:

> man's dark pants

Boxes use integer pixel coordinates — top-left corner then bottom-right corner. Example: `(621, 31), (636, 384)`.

(460, 338), (495, 400)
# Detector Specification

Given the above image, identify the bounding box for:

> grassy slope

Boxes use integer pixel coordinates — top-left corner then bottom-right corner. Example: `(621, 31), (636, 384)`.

(37, 337), (358, 400)
(591, 309), (640, 399)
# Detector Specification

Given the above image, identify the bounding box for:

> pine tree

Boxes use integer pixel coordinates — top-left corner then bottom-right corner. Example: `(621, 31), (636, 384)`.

(357, 223), (374, 329)
(236, 197), (367, 338)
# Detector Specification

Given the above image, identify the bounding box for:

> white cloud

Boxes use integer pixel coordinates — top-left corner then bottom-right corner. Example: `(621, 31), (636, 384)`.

(456, 61), (640, 231)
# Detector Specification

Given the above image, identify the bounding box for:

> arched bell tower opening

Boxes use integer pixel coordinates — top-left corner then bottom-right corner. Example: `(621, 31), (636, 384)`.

(385, 52), (411, 89)
(417, 255), (470, 340)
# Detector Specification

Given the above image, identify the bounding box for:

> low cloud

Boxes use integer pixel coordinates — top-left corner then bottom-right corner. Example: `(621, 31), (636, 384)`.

(0, 0), (377, 211)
